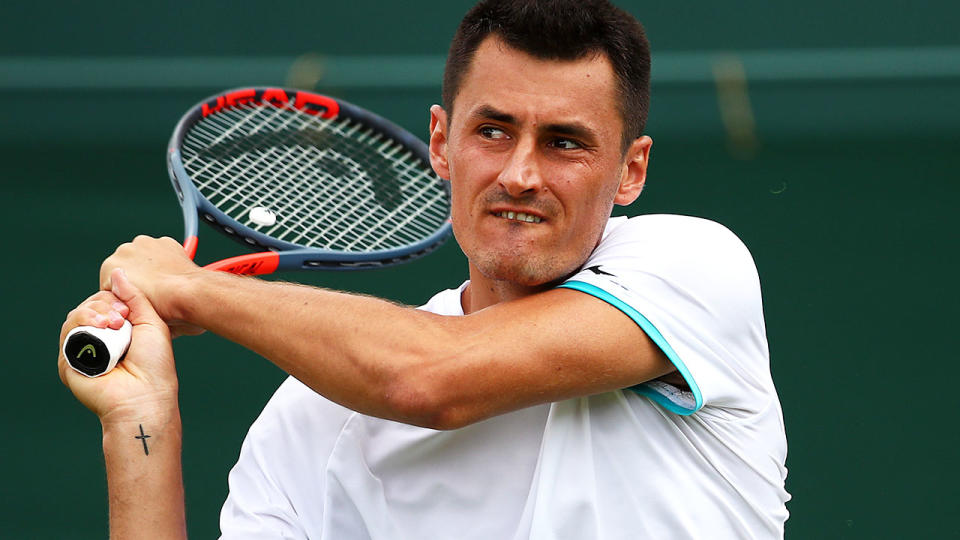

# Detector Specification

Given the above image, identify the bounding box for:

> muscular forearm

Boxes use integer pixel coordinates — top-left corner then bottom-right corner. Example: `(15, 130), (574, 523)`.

(102, 408), (186, 540)
(173, 270), (456, 427)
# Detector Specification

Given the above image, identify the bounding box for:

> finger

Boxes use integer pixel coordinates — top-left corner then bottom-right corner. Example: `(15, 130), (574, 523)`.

(80, 299), (127, 318)
(100, 266), (114, 291)
(99, 250), (120, 291)
(109, 268), (163, 327)
(62, 305), (112, 334)
(72, 297), (130, 330)
(111, 300), (130, 319)
(99, 240), (135, 291)
(82, 290), (122, 306)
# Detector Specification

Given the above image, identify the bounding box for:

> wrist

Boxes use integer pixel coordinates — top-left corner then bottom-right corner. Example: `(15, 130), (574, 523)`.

(100, 396), (180, 433)
(102, 412), (181, 446)
(101, 408), (181, 461)
(161, 268), (204, 324)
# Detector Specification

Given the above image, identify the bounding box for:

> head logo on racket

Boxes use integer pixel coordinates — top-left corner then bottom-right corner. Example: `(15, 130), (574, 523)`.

(200, 88), (341, 119)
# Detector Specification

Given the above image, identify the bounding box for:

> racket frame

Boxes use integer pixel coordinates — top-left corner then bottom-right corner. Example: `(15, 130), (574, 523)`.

(166, 87), (453, 274)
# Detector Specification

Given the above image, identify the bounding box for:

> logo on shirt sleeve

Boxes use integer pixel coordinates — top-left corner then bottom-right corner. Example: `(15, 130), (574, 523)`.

(585, 265), (616, 277)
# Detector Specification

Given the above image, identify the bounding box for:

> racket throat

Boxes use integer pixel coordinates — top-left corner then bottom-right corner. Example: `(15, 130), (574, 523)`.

(204, 252), (280, 275)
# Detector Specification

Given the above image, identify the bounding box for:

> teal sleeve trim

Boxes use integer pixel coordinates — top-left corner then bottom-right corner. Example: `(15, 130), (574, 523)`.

(558, 280), (704, 415)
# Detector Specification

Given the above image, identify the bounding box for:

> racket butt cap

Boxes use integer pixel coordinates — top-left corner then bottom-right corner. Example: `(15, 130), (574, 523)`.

(63, 320), (132, 377)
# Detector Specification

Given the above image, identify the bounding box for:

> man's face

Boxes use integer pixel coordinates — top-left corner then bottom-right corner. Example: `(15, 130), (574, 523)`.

(430, 36), (650, 288)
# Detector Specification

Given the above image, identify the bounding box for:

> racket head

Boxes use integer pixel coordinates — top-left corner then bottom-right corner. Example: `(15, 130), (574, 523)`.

(166, 87), (453, 271)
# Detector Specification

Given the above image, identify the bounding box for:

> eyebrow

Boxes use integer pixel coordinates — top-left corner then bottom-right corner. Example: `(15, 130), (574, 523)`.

(471, 104), (599, 143)
(474, 104), (515, 124)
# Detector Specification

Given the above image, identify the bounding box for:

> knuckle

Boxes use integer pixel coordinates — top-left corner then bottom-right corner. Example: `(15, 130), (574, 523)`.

(112, 240), (133, 254)
(90, 290), (119, 303)
(85, 291), (107, 303)
(85, 299), (110, 313)
(64, 305), (89, 326)
(71, 306), (96, 322)
(99, 257), (115, 275)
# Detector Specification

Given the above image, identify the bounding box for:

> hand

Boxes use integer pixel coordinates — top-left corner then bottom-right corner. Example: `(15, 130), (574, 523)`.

(60, 268), (179, 424)
(99, 236), (199, 324)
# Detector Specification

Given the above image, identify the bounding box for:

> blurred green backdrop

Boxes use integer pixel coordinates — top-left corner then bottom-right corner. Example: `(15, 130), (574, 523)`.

(2, 1), (957, 538)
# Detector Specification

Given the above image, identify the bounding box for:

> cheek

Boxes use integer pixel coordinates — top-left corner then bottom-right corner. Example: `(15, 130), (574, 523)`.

(449, 152), (501, 210)
(553, 175), (619, 241)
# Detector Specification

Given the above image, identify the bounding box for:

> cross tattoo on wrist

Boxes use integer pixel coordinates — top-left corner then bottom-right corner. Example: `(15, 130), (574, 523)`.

(135, 424), (151, 456)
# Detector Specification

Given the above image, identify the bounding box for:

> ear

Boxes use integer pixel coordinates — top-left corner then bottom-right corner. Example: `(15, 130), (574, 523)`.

(613, 135), (653, 206)
(428, 104), (451, 180)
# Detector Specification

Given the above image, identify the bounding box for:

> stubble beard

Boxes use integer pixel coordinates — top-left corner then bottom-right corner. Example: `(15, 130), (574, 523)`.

(465, 231), (596, 289)
(474, 248), (565, 288)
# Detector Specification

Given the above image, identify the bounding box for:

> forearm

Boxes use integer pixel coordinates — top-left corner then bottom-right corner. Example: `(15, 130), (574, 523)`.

(102, 408), (186, 540)
(174, 270), (453, 426)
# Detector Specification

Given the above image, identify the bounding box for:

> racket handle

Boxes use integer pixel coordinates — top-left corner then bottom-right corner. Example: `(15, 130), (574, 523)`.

(63, 320), (132, 377)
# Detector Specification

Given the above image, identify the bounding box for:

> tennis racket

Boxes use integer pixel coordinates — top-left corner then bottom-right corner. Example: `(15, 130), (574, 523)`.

(63, 87), (452, 377)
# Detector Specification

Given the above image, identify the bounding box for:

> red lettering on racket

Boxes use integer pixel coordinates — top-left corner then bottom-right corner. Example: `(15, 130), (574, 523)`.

(225, 89), (258, 108)
(206, 252), (280, 275)
(260, 88), (289, 108)
(294, 92), (340, 118)
(201, 96), (226, 117)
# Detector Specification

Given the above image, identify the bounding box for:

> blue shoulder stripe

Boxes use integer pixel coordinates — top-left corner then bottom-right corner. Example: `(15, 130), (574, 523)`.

(558, 280), (704, 415)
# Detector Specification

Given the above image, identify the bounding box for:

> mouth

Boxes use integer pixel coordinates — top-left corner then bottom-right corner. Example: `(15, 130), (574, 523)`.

(493, 210), (543, 224)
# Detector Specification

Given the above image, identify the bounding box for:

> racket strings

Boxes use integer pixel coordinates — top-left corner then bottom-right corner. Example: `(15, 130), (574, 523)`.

(187, 107), (446, 244)
(180, 101), (449, 252)
(194, 106), (441, 225)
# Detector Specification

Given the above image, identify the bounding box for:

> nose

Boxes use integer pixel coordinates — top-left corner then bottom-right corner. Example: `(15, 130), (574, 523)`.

(498, 140), (543, 198)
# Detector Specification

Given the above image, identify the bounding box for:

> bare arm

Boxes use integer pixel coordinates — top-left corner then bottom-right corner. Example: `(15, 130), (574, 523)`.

(60, 270), (186, 539)
(102, 237), (672, 430)
(101, 412), (185, 539)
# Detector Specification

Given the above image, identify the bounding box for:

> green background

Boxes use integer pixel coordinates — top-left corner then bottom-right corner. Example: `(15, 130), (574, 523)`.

(2, 1), (957, 538)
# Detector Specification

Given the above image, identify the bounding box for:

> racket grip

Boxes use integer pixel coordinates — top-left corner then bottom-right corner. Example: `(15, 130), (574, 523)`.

(63, 320), (132, 377)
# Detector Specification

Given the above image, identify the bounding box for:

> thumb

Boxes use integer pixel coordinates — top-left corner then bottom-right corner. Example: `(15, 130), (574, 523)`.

(110, 268), (163, 327)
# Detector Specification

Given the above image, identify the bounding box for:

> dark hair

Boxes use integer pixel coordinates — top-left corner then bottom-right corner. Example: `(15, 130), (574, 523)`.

(442, 0), (651, 150)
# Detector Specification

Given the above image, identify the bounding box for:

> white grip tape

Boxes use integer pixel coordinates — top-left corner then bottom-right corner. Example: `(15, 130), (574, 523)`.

(63, 320), (133, 377)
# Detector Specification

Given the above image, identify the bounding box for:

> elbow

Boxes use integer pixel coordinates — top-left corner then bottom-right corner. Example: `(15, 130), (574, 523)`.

(376, 317), (483, 430)
(383, 369), (476, 431)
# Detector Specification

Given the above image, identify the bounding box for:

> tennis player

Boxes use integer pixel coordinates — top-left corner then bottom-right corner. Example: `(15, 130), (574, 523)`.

(59, 0), (790, 537)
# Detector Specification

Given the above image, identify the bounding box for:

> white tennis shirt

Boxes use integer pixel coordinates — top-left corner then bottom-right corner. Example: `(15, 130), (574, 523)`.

(219, 215), (790, 539)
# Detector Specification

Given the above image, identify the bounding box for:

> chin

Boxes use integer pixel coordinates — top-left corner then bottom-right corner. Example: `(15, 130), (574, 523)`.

(475, 251), (576, 288)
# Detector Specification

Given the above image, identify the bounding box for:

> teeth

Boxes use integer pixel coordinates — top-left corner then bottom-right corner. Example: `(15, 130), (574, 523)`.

(497, 211), (542, 223)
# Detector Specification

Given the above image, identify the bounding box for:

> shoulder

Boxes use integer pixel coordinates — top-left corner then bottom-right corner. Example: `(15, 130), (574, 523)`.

(564, 215), (772, 412)
(601, 214), (752, 257)
(590, 214), (760, 289)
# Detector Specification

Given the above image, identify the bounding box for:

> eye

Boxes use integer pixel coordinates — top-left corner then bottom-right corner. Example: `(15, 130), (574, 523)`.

(549, 138), (582, 150)
(479, 126), (508, 140)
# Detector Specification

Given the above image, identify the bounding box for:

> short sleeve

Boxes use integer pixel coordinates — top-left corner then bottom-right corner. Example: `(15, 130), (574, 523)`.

(558, 215), (773, 415)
